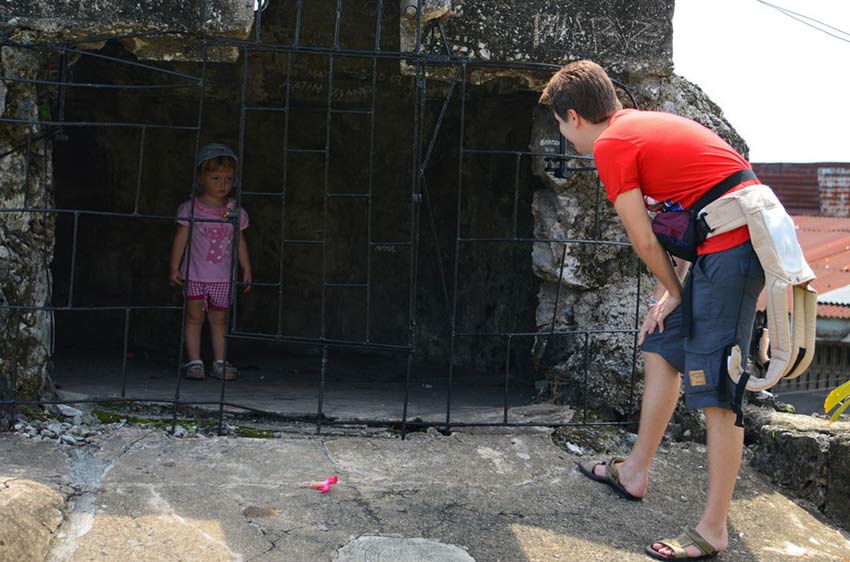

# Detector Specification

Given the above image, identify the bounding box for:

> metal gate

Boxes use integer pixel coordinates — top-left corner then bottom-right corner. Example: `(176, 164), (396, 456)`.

(0, 1), (643, 436)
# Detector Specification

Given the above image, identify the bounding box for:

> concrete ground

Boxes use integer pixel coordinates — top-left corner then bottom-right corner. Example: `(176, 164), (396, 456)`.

(2, 424), (850, 562)
(51, 349), (544, 425)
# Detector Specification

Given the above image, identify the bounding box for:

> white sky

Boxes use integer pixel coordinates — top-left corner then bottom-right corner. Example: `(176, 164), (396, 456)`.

(673, 0), (850, 163)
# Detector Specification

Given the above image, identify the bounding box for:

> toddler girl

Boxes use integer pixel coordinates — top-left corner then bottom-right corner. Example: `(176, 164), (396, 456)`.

(169, 143), (252, 380)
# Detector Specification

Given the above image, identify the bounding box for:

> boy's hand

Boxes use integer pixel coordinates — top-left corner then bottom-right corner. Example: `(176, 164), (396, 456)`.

(169, 270), (183, 287)
(637, 291), (681, 346)
(242, 269), (253, 293)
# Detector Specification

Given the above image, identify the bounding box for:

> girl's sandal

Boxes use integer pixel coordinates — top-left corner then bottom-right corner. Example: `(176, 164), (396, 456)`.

(211, 360), (237, 381)
(183, 360), (205, 380)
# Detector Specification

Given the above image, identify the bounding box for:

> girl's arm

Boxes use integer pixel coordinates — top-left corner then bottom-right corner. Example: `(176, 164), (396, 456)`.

(169, 224), (189, 286)
(238, 234), (253, 293)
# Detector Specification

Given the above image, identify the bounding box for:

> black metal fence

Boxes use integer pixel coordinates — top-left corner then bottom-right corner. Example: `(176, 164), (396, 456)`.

(0, 1), (645, 437)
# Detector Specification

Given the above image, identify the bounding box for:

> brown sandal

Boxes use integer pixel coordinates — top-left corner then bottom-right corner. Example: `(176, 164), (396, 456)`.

(645, 526), (719, 560)
(576, 456), (642, 501)
(183, 360), (205, 380)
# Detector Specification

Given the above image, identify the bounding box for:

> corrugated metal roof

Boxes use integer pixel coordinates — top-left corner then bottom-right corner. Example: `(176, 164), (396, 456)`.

(751, 163), (821, 215)
(819, 285), (850, 306)
(795, 215), (850, 319)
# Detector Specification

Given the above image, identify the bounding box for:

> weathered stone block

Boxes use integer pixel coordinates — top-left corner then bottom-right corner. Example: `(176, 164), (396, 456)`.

(0, 478), (65, 562)
(402, 0), (674, 75)
(1, 0), (254, 61)
(752, 423), (830, 506)
(827, 435), (850, 530)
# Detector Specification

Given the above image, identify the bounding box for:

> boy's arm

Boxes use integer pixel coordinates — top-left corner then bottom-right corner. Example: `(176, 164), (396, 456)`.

(238, 234), (253, 293)
(612, 189), (682, 329)
(169, 224), (189, 285)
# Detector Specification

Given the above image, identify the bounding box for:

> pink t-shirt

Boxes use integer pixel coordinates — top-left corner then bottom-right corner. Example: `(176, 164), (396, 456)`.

(176, 197), (249, 282)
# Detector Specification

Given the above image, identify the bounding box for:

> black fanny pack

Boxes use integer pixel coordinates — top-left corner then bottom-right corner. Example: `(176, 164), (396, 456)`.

(651, 169), (757, 261)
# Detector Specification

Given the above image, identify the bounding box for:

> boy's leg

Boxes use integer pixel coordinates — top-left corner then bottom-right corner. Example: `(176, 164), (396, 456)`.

(592, 350), (680, 498)
(184, 299), (205, 362)
(649, 406), (740, 558)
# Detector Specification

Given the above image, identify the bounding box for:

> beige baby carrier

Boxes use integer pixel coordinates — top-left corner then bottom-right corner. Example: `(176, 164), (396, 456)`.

(700, 183), (817, 403)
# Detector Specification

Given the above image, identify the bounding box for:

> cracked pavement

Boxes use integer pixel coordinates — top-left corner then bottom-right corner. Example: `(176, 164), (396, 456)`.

(2, 426), (850, 561)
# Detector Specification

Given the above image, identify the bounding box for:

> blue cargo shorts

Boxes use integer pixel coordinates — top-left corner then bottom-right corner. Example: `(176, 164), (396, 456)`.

(640, 241), (765, 410)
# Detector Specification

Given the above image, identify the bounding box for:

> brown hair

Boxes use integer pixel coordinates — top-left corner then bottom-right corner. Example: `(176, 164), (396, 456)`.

(539, 60), (622, 124)
(198, 156), (236, 176)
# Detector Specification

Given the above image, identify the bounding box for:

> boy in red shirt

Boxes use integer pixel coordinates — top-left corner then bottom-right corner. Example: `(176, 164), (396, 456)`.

(540, 60), (765, 560)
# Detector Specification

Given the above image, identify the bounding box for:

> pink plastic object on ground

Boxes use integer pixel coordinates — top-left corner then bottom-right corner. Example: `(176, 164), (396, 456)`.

(308, 476), (339, 494)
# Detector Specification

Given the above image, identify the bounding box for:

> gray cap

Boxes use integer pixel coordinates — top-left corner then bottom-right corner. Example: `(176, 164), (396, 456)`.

(196, 143), (237, 169)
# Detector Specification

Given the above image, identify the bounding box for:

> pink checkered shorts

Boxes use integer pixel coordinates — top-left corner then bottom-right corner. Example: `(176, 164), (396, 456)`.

(187, 280), (232, 311)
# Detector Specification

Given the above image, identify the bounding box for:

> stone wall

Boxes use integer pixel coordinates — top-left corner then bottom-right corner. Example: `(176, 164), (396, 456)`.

(747, 408), (850, 531)
(0, 33), (56, 421)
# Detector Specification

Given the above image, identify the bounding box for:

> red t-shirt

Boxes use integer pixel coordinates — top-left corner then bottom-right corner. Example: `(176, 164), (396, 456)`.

(594, 109), (756, 255)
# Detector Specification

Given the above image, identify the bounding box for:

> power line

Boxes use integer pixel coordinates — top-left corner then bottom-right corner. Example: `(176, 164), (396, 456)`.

(756, 0), (850, 44)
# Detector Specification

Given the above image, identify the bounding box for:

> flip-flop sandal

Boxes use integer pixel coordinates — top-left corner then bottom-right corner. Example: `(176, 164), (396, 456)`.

(645, 526), (719, 560)
(576, 456), (642, 502)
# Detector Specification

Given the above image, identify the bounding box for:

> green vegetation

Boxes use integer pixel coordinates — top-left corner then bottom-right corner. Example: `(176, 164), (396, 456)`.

(825, 379), (850, 423)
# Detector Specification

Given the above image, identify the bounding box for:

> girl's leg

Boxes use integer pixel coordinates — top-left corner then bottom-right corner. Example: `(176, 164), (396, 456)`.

(184, 299), (205, 362)
(207, 307), (228, 361)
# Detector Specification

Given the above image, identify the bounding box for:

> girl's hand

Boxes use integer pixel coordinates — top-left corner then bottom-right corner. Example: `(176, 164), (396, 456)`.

(242, 269), (253, 294)
(169, 270), (183, 287)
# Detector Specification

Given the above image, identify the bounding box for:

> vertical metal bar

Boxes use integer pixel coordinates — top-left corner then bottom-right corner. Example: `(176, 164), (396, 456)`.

(174, 42), (209, 434)
(446, 63), (467, 430)
(254, 0), (263, 43)
(333, 0), (343, 50)
(67, 211), (79, 307)
(414, 0), (423, 54)
(294, 0), (304, 47)
(365, 8), (381, 342)
(133, 127), (146, 214)
(320, 53), (334, 340)
(594, 175), (603, 240)
(277, 52), (293, 336)
(22, 124), (34, 209)
(120, 308), (130, 398)
(581, 331), (590, 424)
(512, 153), (521, 238)
(317, 346), (328, 435)
(374, 0), (384, 49)
(628, 252), (643, 416)
(212, 43), (250, 432)
(503, 335), (511, 424)
(401, 351), (413, 439)
(58, 53), (69, 123)
(549, 244), (567, 331)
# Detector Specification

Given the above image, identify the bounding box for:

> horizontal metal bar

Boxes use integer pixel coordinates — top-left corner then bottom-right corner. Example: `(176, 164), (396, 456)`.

(0, 75), (199, 90)
(327, 192), (369, 198)
(244, 106), (289, 113)
(240, 191), (283, 197)
(329, 108), (372, 115)
(463, 148), (595, 161)
(0, 117), (199, 131)
(0, 207), (236, 224)
(228, 330), (411, 352)
(284, 239), (324, 245)
(324, 283), (368, 288)
(452, 328), (637, 337)
(287, 148), (326, 154)
(370, 241), (412, 247)
(0, 304), (183, 312)
(458, 237), (630, 246)
(55, 45), (204, 82)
